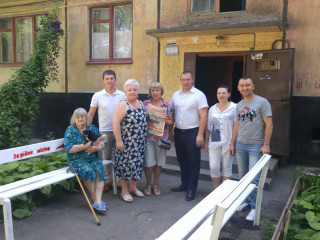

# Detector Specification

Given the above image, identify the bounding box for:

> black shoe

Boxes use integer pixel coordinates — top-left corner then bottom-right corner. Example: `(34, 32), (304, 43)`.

(171, 185), (187, 192)
(186, 191), (195, 201)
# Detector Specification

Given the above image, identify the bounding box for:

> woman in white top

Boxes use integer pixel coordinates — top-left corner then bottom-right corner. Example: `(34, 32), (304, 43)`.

(205, 84), (237, 189)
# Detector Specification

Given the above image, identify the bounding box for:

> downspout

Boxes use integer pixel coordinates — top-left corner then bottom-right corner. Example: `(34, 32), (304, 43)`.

(282, 0), (289, 48)
(64, 0), (68, 93)
(156, 0), (160, 82)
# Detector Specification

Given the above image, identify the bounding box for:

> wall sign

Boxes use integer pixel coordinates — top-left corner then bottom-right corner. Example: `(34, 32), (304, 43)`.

(165, 45), (179, 56)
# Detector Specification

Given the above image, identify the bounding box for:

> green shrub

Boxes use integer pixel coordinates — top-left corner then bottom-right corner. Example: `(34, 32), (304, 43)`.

(0, 152), (78, 222)
(287, 168), (320, 239)
(0, 10), (64, 150)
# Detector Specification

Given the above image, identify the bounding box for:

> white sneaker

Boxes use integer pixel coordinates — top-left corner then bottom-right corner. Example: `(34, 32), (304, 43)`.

(236, 202), (249, 212)
(246, 209), (256, 222)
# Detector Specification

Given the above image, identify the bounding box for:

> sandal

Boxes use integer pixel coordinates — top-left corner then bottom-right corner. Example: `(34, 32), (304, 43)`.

(120, 194), (133, 203)
(144, 186), (152, 196)
(92, 203), (107, 215)
(153, 185), (161, 196)
(129, 190), (145, 198)
(101, 200), (109, 210)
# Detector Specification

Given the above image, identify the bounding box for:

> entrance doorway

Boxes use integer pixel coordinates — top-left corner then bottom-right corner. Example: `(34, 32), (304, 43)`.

(185, 49), (294, 157)
(194, 54), (243, 107)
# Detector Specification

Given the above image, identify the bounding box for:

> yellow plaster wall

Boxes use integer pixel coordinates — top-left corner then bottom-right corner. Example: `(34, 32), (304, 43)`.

(67, 0), (158, 94)
(159, 31), (283, 102)
(159, 0), (283, 28)
(160, 0), (187, 27)
(0, 0), (158, 94)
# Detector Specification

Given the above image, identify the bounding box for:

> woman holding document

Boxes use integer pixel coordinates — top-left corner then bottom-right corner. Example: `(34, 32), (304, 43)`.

(204, 84), (237, 189)
(143, 82), (173, 196)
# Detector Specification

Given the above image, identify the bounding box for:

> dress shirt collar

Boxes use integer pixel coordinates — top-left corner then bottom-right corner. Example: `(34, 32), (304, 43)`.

(179, 85), (196, 94)
(102, 88), (121, 96)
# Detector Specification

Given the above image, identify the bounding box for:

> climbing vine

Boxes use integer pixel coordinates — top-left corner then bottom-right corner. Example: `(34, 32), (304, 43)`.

(0, 11), (64, 149)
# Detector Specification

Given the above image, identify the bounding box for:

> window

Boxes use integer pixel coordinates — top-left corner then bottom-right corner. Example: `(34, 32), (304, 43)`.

(89, 3), (133, 64)
(191, 0), (246, 13)
(0, 15), (42, 64)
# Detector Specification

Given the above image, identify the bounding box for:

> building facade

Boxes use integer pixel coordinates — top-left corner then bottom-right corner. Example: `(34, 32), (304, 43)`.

(0, 0), (158, 138)
(1, 0), (319, 164)
(146, 0), (320, 164)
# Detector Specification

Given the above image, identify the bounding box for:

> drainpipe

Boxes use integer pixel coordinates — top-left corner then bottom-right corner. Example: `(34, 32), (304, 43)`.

(282, 0), (289, 48)
(64, 0), (68, 93)
(156, 0), (160, 82)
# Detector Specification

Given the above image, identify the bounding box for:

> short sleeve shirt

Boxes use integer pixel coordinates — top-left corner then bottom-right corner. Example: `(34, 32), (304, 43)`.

(207, 102), (237, 148)
(90, 88), (125, 131)
(170, 86), (208, 129)
(236, 95), (272, 145)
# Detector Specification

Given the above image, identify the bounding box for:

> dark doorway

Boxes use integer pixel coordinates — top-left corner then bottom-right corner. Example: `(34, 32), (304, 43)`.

(194, 54), (243, 107)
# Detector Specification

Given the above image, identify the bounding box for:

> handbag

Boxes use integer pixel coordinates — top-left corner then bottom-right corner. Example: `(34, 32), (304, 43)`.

(158, 138), (171, 150)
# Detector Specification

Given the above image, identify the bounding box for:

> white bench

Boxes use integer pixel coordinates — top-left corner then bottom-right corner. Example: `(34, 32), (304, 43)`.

(157, 154), (271, 240)
(0, 138), (116, 240)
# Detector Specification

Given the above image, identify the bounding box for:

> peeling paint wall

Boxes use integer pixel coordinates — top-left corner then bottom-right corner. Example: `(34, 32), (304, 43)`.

(287, 0), (320, 97)
(0, 0), (158, 94)
(66, 0), (158, 94)
(159, 0), (283, 28)
(159, 32), (283, 101)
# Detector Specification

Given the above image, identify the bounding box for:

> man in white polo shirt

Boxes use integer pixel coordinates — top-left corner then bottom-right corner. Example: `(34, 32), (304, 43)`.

(170, 71), (208, 201)
(88, 70), (125, 192)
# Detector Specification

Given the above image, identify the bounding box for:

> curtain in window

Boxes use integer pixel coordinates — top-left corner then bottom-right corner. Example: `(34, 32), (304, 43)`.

(113, 5), (132, 59)
(92, 8), (109, 59)
(0, 19), (12, 62)
(192, 0), (215, 12)
(92, 23), (109, 59)
(15, 17), (33, 62)
(0, 32), (12, 62)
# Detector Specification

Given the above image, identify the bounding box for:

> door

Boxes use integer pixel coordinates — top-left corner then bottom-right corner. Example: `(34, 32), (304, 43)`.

(244, 49), (294, 156)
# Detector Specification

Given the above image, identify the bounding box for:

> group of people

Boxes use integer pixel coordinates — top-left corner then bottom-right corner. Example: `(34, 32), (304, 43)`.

(64, 69), (273, 222)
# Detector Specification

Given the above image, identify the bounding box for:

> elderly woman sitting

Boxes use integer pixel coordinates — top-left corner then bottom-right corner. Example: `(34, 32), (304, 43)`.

(64, 107), (108, 214)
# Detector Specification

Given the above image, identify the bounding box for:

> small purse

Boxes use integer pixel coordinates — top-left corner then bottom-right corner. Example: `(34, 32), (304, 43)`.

(158, 138), (171, 150)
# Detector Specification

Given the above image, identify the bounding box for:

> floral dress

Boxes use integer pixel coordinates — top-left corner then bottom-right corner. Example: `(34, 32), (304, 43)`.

(114, 100), (148, 180)
(64, 124), (106, 182)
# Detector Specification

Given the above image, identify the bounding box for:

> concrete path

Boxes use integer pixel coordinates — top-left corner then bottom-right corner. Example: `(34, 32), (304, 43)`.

(0, 165), (296, 240)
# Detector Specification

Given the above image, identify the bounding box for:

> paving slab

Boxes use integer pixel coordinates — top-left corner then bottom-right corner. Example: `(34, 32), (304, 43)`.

(0, 165), (296, 240)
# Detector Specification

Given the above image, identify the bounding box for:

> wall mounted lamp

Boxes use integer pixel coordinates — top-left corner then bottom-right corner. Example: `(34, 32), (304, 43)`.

(216, 35), (224, 47)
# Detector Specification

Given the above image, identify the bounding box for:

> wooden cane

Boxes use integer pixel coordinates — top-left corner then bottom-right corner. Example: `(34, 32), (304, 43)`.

(71, 167), (101, 226)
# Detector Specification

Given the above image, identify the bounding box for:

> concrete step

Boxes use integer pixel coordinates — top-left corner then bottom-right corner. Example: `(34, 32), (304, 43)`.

(164, 146), (277, 191)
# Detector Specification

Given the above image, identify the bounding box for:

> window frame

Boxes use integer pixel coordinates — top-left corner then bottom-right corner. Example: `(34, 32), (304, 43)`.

(190, 0), (246, 15)
(0, 15), (41, 66)
(87, 2), (133, 65)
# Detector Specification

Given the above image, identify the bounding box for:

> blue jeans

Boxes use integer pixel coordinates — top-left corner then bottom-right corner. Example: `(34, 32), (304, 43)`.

(174, 127), (201, 192)
(236, 141), (262, 209)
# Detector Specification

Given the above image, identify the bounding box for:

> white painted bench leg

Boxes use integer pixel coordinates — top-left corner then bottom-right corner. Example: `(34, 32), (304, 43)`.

(2, 198), (14, 240)
(112, 162), (117, 195)
(254, 160), (270, 226)
(210, 207), (226, 240)
(102, 160), (117, 195)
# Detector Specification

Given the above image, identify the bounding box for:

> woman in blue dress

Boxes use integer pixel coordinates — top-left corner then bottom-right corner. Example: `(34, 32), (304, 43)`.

(113, 79), (148, 203)
(64, 108), (108, 214)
